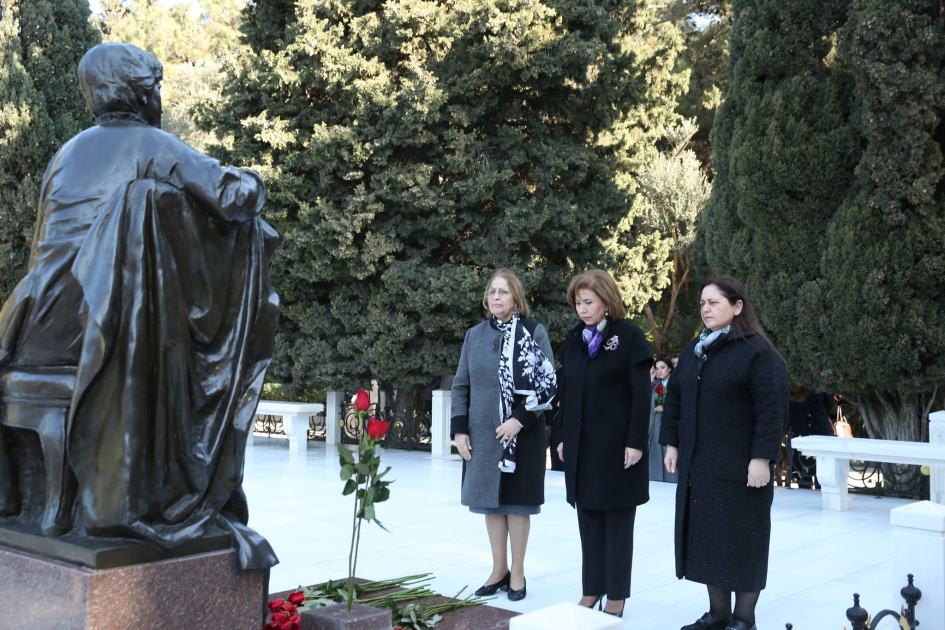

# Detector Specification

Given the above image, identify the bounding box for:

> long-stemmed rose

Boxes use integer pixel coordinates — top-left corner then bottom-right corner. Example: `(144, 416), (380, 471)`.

(338, 389), (393, 612)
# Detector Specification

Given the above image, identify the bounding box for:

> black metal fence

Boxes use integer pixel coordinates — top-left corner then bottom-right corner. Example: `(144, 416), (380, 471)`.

(775, 429), (929, 500)
(252, 414), (327, 440)
(340, 402), (432, 451)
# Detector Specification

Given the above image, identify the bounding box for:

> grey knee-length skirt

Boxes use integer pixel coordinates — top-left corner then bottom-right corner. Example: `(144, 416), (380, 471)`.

(470, 504), (541, 516)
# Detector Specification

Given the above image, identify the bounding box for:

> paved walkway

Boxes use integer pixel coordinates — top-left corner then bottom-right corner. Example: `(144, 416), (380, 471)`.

(245, 440), (908, 629)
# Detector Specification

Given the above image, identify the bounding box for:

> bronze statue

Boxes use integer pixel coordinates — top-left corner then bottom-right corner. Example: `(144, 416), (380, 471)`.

(0, 43), (279, 571)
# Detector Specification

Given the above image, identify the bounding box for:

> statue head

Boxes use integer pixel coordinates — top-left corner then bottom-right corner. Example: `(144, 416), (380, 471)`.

(77, 43), (164, 128)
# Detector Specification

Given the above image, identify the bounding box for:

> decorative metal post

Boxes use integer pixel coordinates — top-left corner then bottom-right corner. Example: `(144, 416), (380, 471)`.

(846, 593), (870, 630)
(845, 576), (922, 629)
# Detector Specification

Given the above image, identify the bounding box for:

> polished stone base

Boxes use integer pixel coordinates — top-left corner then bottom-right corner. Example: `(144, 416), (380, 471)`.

(301, 603), (391, 630)
(0, 545), (266, 629)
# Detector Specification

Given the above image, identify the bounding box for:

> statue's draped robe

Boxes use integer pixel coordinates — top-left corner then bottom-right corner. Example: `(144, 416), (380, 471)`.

(0, 119), (279, 571)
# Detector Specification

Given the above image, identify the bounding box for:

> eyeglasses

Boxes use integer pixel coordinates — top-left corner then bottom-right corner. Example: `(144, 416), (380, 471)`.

(488, 289), (510, 298)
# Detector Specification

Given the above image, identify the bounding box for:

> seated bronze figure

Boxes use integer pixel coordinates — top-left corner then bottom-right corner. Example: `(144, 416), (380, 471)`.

(0, 43), (279, 571)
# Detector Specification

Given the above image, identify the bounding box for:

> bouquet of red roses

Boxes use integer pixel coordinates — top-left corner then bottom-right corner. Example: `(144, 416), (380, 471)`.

(654, 382), (666, 408)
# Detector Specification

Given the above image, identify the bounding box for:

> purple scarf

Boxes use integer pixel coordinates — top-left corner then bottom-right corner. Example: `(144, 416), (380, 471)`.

(582, 321), (606, 358)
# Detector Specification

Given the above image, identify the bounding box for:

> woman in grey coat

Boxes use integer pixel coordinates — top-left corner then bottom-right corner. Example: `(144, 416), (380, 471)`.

(648, 356), (678, 482)
(450, 269), (556, 602)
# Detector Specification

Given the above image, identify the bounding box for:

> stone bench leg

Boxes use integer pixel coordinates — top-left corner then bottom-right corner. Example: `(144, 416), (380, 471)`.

(431, 390), (452, 457)
(816, 456), (850, 511)
(282, 414), (309, 453)
(891, 501), (945, 629)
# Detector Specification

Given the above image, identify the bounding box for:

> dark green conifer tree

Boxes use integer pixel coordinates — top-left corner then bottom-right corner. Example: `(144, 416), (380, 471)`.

(0, 0), (100, 300)
(197, 0), (686, 393)
(706, 0), (945, 439)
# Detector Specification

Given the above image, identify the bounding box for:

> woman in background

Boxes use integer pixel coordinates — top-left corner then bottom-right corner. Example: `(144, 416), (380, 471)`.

(648, 356), (677, 483)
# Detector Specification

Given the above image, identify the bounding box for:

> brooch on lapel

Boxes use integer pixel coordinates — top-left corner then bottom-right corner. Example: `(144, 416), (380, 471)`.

(604, 336), (619, 351)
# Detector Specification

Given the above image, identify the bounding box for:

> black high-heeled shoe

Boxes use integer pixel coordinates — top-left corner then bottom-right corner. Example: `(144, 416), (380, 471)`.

(603, 605), (624, 618)
(507, 577), (527, 601)
(580, 595), (604, 610)
(474, 571), (510, 597)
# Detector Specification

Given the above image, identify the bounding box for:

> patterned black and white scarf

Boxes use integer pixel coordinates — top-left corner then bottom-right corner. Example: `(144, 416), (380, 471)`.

(494, 314), (557, 473)
(694, 324), (732, 362)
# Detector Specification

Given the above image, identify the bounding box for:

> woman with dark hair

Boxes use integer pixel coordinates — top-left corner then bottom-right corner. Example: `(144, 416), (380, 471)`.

(648, 356), (677, 483)
(554, 269), (652, 618)
(451, 269), (556, 602)
(660, 278), (789, 630)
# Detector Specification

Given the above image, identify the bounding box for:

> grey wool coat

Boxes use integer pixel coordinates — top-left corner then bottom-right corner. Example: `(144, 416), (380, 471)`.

(450, 318), (553, 509)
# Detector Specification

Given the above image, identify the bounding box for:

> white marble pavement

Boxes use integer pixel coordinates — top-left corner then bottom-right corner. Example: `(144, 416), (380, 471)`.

(244, 440), (914, 630)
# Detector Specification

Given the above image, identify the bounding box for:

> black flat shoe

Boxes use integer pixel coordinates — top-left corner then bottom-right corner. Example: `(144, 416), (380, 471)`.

(724, 618), (757, 630)
(474, 571), (510, 596)
(507, 577), (526, 601)
(682, 613), (729, 630)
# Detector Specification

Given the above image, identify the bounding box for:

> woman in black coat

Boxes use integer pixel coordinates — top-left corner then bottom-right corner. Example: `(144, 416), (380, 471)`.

(660, 278), (789, 630)
(553, 270), (652, 618)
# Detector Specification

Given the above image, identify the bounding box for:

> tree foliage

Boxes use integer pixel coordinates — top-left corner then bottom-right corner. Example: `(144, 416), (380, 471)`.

(0, 0), (100, 302)
(705, 0), (945, 440)
(197, 0), (687, 393)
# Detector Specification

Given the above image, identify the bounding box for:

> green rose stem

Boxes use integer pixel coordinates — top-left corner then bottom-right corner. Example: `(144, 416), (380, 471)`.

(346, 409), (365, 612)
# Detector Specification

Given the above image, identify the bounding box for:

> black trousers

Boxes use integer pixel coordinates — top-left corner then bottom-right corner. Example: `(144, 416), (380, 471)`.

(577, 505), (637, 599)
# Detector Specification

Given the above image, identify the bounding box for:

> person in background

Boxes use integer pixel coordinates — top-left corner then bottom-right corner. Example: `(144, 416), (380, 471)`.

(671, 353), (680, 369)
(554, 269), (652, 619)
(788, 391), (838, 486)
(648, 356), (677, 483)
(661, 278), (789, 630)
(450, 269), (556, 602)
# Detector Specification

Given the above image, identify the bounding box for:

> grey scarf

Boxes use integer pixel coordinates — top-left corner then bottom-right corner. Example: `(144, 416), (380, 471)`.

(694, 324), (732, 362)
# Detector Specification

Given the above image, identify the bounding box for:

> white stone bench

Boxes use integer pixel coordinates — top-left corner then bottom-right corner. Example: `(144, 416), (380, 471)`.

(252, 401), (325, 453)
(792, 434), (945, 511)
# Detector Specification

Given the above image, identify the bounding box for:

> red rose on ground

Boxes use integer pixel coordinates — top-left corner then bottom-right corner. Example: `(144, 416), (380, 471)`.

(366, 417), (389, 440)
(287, 591), (305, 606)
(655, 383), (665, 395)
(272, 611), (289, 623)
(352, 389), (370, 412)
(268, 599), (285, 612)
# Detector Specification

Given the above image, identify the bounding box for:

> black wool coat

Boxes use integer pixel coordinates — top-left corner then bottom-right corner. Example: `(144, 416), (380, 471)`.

(555, 319), (653, 510)
(659, 332), (789, 592)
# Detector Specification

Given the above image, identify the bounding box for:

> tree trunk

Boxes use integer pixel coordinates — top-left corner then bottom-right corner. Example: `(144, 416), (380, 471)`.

(848, 387), (944, 442)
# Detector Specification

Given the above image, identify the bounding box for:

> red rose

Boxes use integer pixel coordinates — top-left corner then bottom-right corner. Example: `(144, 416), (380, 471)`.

(352, 389), (370, 412)
(268, 599), (285, 613)
(265, 624), (279, 630)
(281, 602), (297, 614)
(279, 615), (301, 630)
(366, 417), (389, 440)
(655, 383), (665, 395)
(272, 611), (289, 623)
(287, 591), (305, 606)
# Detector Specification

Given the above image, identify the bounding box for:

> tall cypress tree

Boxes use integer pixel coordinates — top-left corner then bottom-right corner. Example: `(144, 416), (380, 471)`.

(0, 0), (99, 301)
(706, 0), (945, 439)
(198, 0), (685, 393)
(801, 0), (945, 441)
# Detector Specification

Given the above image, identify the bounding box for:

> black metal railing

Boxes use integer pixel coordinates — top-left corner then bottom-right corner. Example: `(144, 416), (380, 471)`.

(781, 575), (922, 629)
(253, 413), (327, 440)
(776, 429), (929, 500)
(340, 402), (432, 451)
(253, 414), (285, 437)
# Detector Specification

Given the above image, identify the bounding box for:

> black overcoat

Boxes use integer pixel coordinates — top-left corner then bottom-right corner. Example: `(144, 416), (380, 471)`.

(659, 332), (789, 592)
(555, 320), (653, 510)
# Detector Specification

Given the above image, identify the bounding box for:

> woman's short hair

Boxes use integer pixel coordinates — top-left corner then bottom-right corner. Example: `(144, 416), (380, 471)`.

(78, 43), (163, 119)
(482, 269), (530, 318)
(567, 269), (627, 321)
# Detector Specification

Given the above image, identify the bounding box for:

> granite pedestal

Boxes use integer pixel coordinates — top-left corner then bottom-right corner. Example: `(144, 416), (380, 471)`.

(0, 545), (266, 629)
